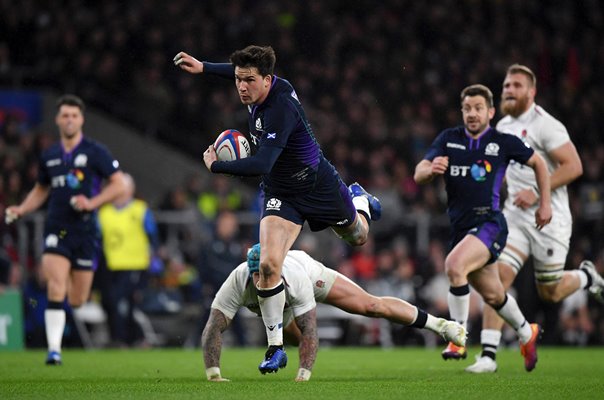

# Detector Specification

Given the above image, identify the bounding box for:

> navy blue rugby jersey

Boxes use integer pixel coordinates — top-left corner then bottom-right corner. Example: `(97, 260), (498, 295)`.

(37, 136), (120, 230)
(423, 126), (534, 230)
(203, 63), (322, 194)
(248, 76), (322, 194)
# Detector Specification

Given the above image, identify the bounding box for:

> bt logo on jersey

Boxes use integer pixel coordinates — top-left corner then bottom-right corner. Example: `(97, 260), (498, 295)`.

(450, 160), (492, 182)
(450, 165), (471, 176)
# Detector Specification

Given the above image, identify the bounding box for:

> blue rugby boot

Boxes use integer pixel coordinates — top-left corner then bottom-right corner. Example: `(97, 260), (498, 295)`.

(349, 182), (382, 221)
(46, 351), (62, 366)
(258, 345), (287, 374)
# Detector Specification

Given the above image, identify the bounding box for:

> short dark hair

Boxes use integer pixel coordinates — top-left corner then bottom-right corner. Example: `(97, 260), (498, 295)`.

(229, 45), (276, 77)
(460, 84), (494, 108)
(56, 94), (85, 113)
(506, 64), (537, 87)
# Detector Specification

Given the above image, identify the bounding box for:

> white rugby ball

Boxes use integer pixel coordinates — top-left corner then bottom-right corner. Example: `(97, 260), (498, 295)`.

(213, 129), (251, 161)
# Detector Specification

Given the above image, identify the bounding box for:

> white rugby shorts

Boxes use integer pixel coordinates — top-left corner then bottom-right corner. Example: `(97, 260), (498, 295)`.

(503, 208), (571, 273)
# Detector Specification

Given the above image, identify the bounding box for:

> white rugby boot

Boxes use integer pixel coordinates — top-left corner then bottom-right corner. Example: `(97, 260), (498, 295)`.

(465, 355), (497, 373)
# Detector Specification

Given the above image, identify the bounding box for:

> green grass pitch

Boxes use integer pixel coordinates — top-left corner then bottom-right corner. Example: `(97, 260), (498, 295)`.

(1, 347), (603, 399)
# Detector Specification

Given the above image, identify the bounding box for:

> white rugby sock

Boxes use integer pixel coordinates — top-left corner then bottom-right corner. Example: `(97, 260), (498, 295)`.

(480, 329), (502, 358)
(45, 309), (66, 353)
(494, 294), (532, 343)
(423, 314), (442, 333)
(352, 196), (370, 220)
(448, 284), (470, 329)
(257, 280), (285, 346)
(572, 269), (589, 289)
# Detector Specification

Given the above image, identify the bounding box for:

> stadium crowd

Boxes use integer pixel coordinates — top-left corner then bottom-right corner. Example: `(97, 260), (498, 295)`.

(1, 0), (603, 346)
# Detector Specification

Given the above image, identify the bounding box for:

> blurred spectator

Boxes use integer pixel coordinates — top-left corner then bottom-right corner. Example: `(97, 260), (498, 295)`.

(158, 185), (203, 264)
(160, 253), (200, 305)
(98, 173), (163, 347)
(191, 210), (248, 347)
(349, 236), (377, 285)
(559, 290), (593, 346)
(196, 175), (245, 221)
(0, 249), (15, 290)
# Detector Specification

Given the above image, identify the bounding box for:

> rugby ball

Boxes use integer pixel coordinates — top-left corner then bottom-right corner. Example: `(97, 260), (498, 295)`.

(213, 129), (251, 161)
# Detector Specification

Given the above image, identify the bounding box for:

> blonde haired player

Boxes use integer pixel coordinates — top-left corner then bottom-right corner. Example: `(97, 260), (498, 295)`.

(466, 65), (604, 373)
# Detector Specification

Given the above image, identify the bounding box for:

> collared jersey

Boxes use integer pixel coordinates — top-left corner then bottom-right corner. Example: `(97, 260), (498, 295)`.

(212, 250), (324, 327)
(497, 103), (572, 227)
(423, 126), (534, 230)
(37, 136), (120, 232)
(247, 76), (322, 194)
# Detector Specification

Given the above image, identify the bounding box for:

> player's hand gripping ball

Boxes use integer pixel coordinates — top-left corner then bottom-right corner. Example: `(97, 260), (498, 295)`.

(213, 129), (251, 161)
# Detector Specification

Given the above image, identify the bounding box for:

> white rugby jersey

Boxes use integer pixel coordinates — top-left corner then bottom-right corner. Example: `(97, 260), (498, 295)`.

(211, 250), (327, 326)
(497, 103), (572, 226)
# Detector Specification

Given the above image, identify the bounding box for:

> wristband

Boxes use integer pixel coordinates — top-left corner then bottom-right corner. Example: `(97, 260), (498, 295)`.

(206, 367), (221, 380)
(296, 368), (312, 381)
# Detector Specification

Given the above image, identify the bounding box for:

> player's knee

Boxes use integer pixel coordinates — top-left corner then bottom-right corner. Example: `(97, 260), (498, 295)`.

(536, 283), (563, 303)
(539, 292), (563, 303)
(534, 267), (564, 303)
(445, 261), (465, 283)
(334, 218), (368, 246)
(482, 291), (504, 307)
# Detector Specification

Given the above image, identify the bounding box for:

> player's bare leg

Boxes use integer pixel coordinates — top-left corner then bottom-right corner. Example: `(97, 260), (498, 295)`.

(465, 261), (516, 372)
(257, 216), (301, 373)
(441, 236), (491, 360)
(466, 243), (526, 372)
(68, 270), (94, 307)
(42, 254), (71, 365)
(332, 213), (369, 246)
(332, 182), (381, 246)
(470, 264), (540, 371)
(325, 275), (466, 346)
(536, 269), (583, 303)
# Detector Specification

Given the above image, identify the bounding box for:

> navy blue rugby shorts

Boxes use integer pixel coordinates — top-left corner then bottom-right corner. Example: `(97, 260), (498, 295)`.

(42, 223), (99, 271)
(261, 161), (357, 232)
(449, 212), (508, 265)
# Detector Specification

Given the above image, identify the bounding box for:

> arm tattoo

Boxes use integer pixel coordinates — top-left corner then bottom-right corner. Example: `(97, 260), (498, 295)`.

(294, 308), (318, 371)
(202, 309), (231, 369)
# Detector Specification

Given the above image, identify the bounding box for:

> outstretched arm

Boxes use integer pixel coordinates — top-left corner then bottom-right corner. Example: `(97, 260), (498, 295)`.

(4, 183), (50, 224)
(173, 52), (235, 79)
(293, 308), (318, 382)
(201, 308), (232, 382)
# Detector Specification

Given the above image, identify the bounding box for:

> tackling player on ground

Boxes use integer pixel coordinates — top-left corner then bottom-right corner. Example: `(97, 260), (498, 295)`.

(175, 45), (381, 374)
(202, 244), (466, 382)
(414, 84), (551, 372)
